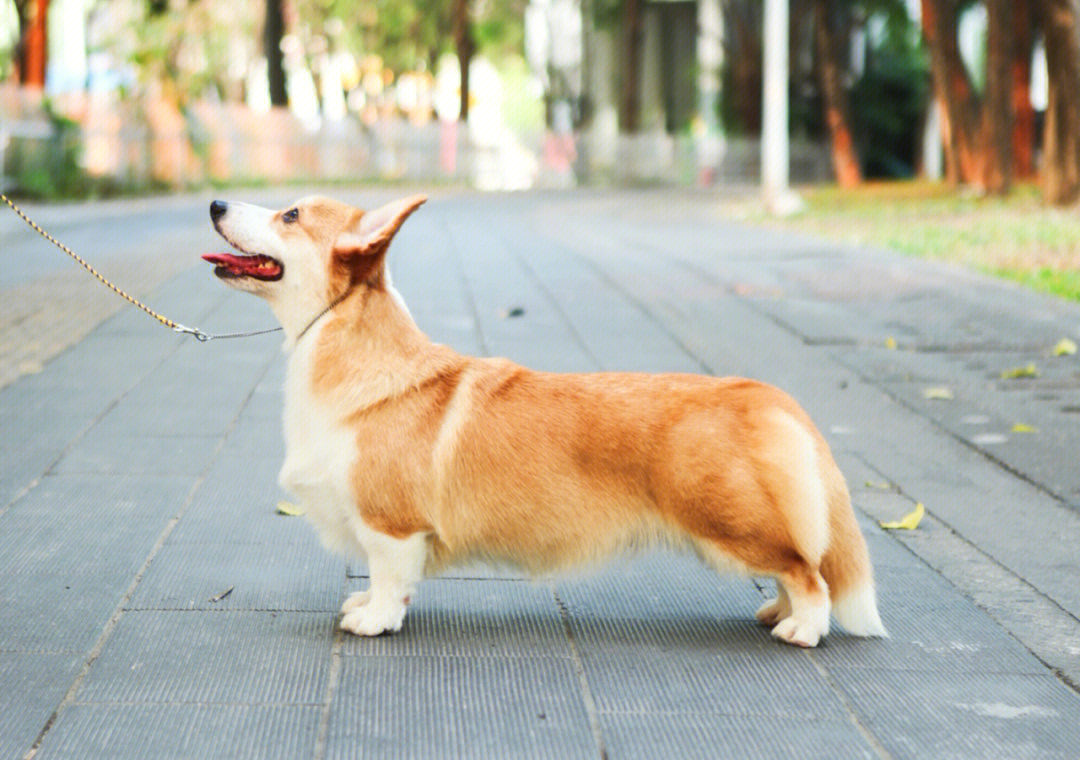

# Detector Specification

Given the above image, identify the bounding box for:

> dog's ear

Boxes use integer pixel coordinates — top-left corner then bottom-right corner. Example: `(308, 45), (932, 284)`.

(333, 194), (426, 263)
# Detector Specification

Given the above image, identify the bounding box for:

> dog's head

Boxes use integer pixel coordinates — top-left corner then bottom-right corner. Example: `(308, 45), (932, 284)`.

(203, 194), (426, 316)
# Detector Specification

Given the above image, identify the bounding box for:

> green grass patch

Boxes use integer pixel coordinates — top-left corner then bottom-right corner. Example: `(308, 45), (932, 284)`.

(992, 267), (1080, 301)
(771, 180), (1080, 303)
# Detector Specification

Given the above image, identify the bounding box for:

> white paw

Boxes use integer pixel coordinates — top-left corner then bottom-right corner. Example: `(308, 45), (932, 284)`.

(340, 603), (407, 637)
(755, 597), (791, 627)
(771, 616), (827, 648)
(340, 590), (370, 614)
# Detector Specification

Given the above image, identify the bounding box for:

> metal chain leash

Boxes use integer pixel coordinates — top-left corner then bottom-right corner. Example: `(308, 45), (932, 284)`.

(1, 192), (281, 342)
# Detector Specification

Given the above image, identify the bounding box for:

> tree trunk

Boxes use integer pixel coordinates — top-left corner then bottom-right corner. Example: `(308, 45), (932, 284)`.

(453, 0), (474, 122)
(813, 0), (861, 187)
(1011, 1), (1037, 179)
(725, 2), (762, 135)
(16, 0), (48, 88)
(983, 0), (1013, 193)
(920, 0), (987, 187)
(1040, 0), (1080, 204)
(620, 0), (644, 133)
(265, 0), (288, 107)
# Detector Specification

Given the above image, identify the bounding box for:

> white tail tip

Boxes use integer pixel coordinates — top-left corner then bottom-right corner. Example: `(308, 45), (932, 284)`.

(832, 582), (888, 638)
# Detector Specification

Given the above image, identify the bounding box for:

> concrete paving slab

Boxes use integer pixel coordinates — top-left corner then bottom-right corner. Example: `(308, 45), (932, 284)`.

(831, 669), (1080, 760)
(127, 540), (345, 612)
(0, 652), (83, 759)
(51, 432), (222, 476)
(166, 453), (306, 546)
(598, 713), (879, 759)
(75, 611), (333, 704)
(324, 656), (596, 760)
(340, 578), (570, 658)
(34, 704), (322, 760)
(581, 648), (845, 719)
(554, 552), (770, 641)
(0, 571), (131, 654)
(0, 474), (193, 575)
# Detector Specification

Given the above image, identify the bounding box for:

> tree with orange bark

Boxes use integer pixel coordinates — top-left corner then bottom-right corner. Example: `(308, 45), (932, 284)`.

(920, 0), (1036, 194)
(12, 0), (48, 88)
(813, 0), (861, 187)
(1039, 0), (1080, 204)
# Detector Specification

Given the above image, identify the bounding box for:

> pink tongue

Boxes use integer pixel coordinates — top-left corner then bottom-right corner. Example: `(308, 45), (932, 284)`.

(202, 252), (279, 277)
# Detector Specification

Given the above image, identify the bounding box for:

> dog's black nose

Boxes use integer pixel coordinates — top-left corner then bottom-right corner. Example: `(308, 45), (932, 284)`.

(210, 200), (227, 222)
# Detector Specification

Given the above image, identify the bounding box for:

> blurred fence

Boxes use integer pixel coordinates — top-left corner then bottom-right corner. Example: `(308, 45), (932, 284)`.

(0, 84), (830, 194)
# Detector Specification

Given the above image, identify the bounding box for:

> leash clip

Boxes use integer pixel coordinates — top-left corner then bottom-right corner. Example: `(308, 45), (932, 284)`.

(173, 324), (212, 342)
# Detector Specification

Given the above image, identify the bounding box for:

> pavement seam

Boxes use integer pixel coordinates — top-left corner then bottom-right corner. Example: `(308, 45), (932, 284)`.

(313, 577), (347, 760)
(20, 349), (277, 760)
(440, 216), (491, 357)
(852, 453), (1080, 693)
(542, 230), (716, 376)
(803, 650), (897, 760)
(1, 289), (229, 517)
(729, 286), (1078, 511)
(494, 225), (607, 372)
(0, 344), (177, 517)
(833, 349), (1077, 507)
(550, 584), (608, 760)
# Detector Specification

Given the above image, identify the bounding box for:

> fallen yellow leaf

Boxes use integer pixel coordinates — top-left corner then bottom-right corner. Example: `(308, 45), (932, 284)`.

(885, 336), (897, 350)
(923, 386), (954, 400)
(1011, 423), (1038, 433)
(864, 480), (893, 490)
(880, 502), (925, 531)
(1053, 338), (1077, 357)
(276, 501), (305, 516)
(1000, 363), (1039, 379)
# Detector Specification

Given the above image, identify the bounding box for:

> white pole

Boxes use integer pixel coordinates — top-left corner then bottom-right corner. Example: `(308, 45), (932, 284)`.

(761, 0), (801, 214)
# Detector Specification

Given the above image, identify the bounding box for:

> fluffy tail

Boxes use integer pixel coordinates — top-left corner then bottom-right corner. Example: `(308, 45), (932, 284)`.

(819, 464), (888, 637)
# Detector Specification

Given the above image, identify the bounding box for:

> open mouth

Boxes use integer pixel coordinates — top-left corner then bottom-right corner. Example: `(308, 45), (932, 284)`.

(201, 251), (283, 281)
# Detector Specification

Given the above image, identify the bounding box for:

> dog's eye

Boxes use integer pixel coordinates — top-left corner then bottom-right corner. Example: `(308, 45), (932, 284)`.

(283, 208), (299, 223)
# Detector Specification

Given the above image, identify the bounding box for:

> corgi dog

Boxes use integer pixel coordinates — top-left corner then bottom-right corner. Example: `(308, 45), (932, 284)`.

(203, 194), (886, 648)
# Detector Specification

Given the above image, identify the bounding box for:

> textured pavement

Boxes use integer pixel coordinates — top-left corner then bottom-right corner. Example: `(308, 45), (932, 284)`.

(2, 188), (1080, 759)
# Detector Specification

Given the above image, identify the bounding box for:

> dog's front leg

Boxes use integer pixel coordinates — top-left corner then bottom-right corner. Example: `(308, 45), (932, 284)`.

(340, 529), (428, 636)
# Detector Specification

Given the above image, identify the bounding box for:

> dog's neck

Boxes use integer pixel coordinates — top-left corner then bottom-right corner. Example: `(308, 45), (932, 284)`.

(267, 286), (337, 350)
(288, 283), (462, 413)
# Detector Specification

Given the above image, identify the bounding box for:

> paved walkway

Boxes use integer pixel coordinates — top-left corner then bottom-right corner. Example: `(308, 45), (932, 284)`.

(2, 188), (1080, 759)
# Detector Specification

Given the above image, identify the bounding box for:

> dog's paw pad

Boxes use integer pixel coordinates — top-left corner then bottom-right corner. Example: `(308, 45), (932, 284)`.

(755, 598), (790, 627)
(340, 590), (371, 614)
(771, 616), (824, 648)
(340, 605), (406, 637)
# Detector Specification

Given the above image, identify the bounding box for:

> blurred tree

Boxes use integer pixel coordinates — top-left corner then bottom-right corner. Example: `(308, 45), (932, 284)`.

(12, 0), (48, 87)
(265, 0), (287, 106)
(590, 0), (646, 132)
(920, 0), (1025, 194)
(983, 0), (1013, 192)
(620, 0), (642, 132)
(126, 0), (257, 106)
(920, 0), (984, 187)
(1039, 0), (1080, 203)
(722, 0), (762, 135)
(813, 0), (861, 186)
(1010, 2), (1036, 179)
(847, 13), (927, 178)
(453, 0), (474, 120)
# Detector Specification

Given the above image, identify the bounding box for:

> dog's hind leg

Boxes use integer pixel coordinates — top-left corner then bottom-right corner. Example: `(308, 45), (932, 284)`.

(769, 563), (830, 648)
(754, 585), (791, 627)
(340, 529), (428, 636)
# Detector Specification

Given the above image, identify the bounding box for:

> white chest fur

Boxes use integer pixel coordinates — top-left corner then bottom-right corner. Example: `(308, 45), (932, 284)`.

(278, 330), (366, 557)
